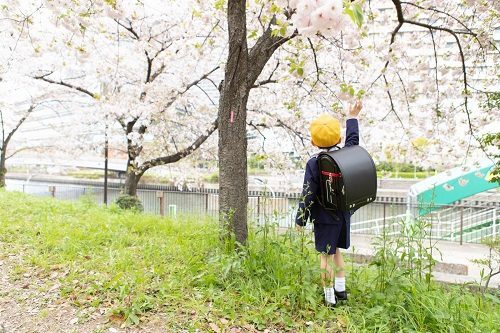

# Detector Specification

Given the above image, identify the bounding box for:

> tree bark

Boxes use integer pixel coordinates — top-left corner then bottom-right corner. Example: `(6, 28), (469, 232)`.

(0, 152), (6, 188)
(123, 163), (141, 196)
(218, 0), (250, 245)
(219, 4), (295, 246)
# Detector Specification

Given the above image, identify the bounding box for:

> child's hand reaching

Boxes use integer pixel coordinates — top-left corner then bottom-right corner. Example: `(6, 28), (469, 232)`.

(348, 100), (362, 118)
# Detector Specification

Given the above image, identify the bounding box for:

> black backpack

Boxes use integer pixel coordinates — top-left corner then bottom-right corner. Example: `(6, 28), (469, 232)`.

(317, 145), (377, 212)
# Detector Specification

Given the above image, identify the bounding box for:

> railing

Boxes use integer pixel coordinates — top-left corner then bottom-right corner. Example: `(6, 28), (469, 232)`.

(5, 179), (499, 244)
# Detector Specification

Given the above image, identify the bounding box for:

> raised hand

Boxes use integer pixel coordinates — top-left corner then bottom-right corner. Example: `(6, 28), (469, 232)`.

(348, 100), (362, 118)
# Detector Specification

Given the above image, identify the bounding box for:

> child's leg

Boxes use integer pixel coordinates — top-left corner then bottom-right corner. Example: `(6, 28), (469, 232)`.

(333, 248), (345, 278)
(321, 253), (336, 306)
(333, 248), (347, 297)
(320, 253), (335, 287)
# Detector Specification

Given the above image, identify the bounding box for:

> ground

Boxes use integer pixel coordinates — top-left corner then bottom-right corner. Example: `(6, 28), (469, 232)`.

(0, 244), (272, 333)
(0, 245), (212, 333)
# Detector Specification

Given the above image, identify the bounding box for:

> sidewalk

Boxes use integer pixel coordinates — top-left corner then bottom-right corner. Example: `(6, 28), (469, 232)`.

(348, 234), (499, 288)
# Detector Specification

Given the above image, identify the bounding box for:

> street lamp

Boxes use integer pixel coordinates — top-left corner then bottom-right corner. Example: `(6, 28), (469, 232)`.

(101, 83), (109, 205)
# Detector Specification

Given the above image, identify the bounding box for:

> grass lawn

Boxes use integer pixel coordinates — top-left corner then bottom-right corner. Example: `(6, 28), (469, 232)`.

(0, 190), (498, 332)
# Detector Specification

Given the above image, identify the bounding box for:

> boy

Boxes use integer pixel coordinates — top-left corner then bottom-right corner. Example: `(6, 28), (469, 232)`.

(295, 100), (362, 307)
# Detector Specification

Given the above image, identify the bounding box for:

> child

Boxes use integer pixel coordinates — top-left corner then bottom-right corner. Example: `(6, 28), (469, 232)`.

(295, 100), (362, 307)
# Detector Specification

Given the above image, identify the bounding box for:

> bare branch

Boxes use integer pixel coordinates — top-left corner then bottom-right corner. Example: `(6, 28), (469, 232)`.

(5, 145), (54, 160)
(429, 29), (440, 116)
(0, 109), (4, 147)
(162, 66), (220, 111)
(4, 105), (35, 147)
(115, 19), (140, 40)
(34, 72), (97, 99)
(382, 74), (405, 130)
(386, 0), (480, 158)
(252, 60), (280, 88)
(308, 38), (321, 83)
(247, 15), (297, 87)
(138, 119), (218, 174)
(395, 71), (411, 116)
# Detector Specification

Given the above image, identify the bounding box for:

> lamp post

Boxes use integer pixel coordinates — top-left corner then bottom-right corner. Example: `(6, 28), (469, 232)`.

(104, 118), (109, 205)
(101, 83), (109, 205)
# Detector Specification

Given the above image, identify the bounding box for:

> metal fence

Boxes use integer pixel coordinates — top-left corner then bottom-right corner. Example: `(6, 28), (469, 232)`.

(6, 180), (499, 244)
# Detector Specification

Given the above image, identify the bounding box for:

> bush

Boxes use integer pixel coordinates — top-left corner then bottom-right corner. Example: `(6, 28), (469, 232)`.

(203, 171), (219, 183)
(115, 194), (144, 211)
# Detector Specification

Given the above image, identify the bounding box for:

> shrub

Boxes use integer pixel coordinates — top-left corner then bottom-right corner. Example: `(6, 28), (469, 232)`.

(203, 171), (219, 183)
(115, 194), (144, 211)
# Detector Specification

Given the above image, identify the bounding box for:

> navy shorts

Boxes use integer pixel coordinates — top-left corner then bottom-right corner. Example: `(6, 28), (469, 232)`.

(313, 221), (350, 255)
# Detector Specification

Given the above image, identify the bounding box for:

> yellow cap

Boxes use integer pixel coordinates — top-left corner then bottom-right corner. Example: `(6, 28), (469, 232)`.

(310, 114), (341, 148)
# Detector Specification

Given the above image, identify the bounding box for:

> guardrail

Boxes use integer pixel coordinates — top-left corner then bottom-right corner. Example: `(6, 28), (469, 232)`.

(5, 179), (499, 244)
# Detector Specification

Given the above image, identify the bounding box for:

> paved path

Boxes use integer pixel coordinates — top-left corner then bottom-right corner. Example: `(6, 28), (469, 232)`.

(349, 234), (500, 288)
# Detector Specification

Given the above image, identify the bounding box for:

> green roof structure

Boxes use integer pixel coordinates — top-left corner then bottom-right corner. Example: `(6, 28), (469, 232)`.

(408, 160), (498, 215)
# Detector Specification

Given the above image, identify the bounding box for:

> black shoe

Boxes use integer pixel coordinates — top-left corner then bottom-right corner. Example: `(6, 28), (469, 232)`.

(334, 290), (347, 301)
(324, 299), (337, 308)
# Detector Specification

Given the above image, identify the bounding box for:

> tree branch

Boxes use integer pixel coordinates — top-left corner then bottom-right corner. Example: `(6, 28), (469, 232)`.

(161, 66), (220, 111)
(252, 60), (280, 88)
(5, 145), (53, 160)
(429, 29), (440, 116)
(247, 15), (297, 87)
(115, 19), (140, 40)
(34, 72), (97, 99)
(138, 119), (218, 174)
(382, 74), (405, 130)
(4, 105), (35, 148)
(308, 37), (321, 83)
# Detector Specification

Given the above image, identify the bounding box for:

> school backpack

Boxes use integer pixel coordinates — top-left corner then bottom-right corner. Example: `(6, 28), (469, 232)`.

(317, 145), (377, 212)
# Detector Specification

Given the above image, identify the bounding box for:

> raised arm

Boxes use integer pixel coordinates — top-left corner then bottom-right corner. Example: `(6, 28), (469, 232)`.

(344, 100), (362, 147)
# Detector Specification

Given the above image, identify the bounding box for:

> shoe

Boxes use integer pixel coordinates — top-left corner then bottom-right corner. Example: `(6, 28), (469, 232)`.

(325, 299), (337, 308)
(324, 287), (337, 308)
(334, 290), (347, 301)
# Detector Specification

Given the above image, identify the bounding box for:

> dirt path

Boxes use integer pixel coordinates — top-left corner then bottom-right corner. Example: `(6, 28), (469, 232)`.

(0, 247), (266, 333)
(0, 249), (174, 333)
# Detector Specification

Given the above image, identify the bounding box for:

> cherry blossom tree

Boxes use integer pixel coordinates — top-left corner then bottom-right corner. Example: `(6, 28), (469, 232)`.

(27, 0), (224, 197)
(0, 102), (35, 187)
(0, 2), (51, 186)
(212, 0), (498, 245)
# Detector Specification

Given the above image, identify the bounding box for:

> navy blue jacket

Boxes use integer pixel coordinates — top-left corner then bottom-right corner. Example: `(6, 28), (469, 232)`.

(295, 118), (359, 226)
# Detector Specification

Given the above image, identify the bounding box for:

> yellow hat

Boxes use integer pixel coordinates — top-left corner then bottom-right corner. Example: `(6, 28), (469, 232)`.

(310, 114), (341, 148)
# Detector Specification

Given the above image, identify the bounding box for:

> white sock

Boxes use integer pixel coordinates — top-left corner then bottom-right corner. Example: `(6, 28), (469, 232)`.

(335, 277), (346, 292)
(324, 287), (336, 304)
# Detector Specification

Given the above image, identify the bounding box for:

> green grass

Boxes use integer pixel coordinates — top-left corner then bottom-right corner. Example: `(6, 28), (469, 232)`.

(0, 190), (498, 332)
(66, 170), (106, 179)
(377, 171), (434, 179)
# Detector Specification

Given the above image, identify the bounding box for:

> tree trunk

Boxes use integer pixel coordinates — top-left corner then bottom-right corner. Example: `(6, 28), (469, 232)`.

(219, 89), (251, 245)
(218, 3), (295, 246)
(0, 153), (6, 188)
(218, 0), (250, 245)
(123, 162), (142, 196)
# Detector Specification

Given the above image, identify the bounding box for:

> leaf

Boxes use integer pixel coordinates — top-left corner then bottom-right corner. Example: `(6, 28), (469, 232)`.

(353, 4), (364, 28)
(344, 7), (355, 23)
(127, 312), (140, 325)
(280, 26), (287, 37)
(484, 293), (500, 304)
(209, 322), (221, 333)
(348, 86), (355, 96)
